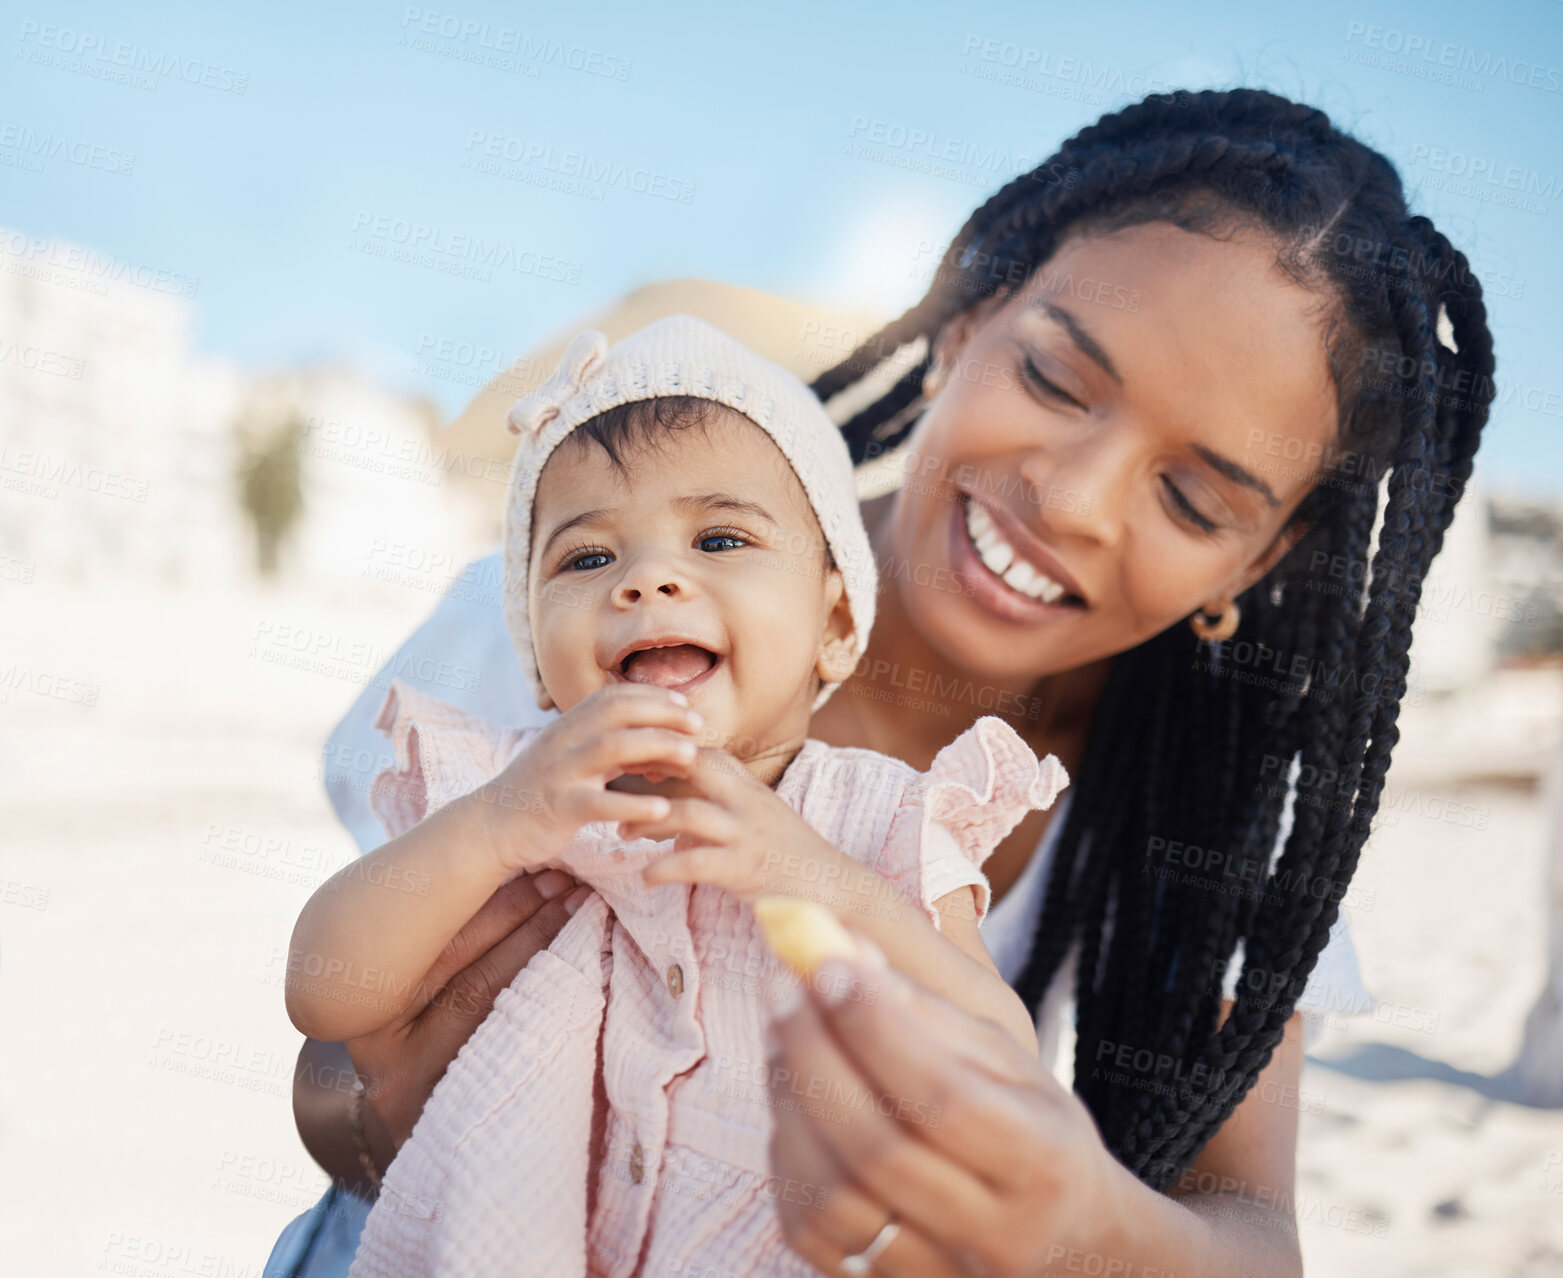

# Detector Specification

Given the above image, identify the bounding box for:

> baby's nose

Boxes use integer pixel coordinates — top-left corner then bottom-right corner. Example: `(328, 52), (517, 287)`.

(613, 577), (681, 605)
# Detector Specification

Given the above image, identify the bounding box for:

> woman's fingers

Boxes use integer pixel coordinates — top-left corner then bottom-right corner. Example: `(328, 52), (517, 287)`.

(349, 882), (586, 1153)
(769, 1072), (967, 1278)
(768, 1076), (864, 1270)
(430, 886), (587, 1032)
(766, 976), (1001, 1260)
(410, 870), (579, 1007)
(832, 954), (1050, 1087)
(806, 956), (1062, 1195)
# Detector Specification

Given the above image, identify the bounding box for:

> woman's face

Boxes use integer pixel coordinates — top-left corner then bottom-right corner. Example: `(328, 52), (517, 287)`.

(887, 220), (1343, 683)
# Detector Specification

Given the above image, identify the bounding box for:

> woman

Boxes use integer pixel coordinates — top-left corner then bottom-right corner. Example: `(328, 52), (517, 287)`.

(269, 88), (1493, 1276)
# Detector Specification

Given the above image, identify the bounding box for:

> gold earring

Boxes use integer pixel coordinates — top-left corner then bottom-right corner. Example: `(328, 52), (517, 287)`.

(922, 361), (945, 400)
(1189, 598), (1240, 642)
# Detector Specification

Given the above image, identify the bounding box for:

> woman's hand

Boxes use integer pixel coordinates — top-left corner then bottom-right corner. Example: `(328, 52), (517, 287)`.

(296, 866), (592, 1167)
(764, 949), (1133, 1278)
(766, 949), (1309, 1278)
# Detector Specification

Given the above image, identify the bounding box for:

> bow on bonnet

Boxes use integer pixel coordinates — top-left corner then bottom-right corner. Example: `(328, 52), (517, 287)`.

(506, 329), (611, 436)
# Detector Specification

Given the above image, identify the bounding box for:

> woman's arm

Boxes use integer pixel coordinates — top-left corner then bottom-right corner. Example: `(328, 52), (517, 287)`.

(286, 791), (511, 1040)
(766, 949), (1307, 1278)
(293, 1038), (394, 1195)
(1162, 1010), (1307, 1271)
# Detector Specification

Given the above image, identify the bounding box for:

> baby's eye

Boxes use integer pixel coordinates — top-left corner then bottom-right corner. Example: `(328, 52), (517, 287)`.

(566, 549), (613, 571)
(697, 531), (749, 553)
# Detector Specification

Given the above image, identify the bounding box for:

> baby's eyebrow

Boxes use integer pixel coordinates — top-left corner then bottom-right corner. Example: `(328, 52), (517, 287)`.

(674, 493), (781, 526)
(539, 507), (610, 555)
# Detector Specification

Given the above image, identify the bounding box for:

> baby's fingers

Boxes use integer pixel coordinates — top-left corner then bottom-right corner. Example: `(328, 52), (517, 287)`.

(571, 684), (704, 736)
(576, 727), (700, 779)
(642, 845), (742, 890)
(618, 797), (736, 848)
(570, 790), (673, 829)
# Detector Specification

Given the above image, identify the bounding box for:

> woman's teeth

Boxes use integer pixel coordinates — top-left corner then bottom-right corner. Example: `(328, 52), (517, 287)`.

(964, 499), (1068, 604)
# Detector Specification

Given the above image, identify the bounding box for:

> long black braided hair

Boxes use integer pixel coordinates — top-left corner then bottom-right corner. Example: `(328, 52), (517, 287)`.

(811, 89), (1496, 1191)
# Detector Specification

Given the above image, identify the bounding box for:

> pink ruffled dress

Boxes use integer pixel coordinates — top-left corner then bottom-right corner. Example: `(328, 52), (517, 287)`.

(348, 681), (1068, 1278)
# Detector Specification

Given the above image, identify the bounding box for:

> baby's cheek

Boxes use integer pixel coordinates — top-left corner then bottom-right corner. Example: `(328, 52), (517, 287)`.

(532, 606), (603, 704)
(749, 575), (830, 657)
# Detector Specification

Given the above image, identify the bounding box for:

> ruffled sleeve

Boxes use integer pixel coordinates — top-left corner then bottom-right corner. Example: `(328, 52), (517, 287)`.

(913, 717), (1069, 927)
(369, 679), (535, 839)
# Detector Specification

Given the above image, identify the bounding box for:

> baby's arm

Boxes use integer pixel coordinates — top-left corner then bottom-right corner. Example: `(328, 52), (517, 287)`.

(931, 887), (1039, 1053)
(286, 794), (512, 1041)
(815, 877), (1039, 1057)
(753, 884), (1036, 1055)
(623, 747), (1038, 1054)
(285, 683), (704, 1041)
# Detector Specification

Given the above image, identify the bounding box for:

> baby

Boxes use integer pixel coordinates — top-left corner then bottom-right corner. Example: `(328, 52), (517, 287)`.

(286, 316), (1068, 1277)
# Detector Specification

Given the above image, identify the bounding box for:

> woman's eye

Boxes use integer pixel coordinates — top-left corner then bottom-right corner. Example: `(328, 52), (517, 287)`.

(566, 549), (613, 571)
(697, 532), (748, 553)
(1161, 477), (1220, 534)
(1022, 355), (1086, 410)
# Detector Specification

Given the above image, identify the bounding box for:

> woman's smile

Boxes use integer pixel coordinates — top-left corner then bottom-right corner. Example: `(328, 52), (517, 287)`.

(950, 493), (1090, 623)
(875, 221), (1341, 684)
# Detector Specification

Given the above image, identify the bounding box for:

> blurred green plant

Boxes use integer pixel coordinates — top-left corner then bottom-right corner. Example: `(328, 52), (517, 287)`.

(236, 412), (305, 575)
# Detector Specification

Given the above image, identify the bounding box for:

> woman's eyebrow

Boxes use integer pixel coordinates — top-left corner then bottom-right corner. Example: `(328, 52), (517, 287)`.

(540, 508), (609, 555)
(674, 493), (781, 526)
(1035, 300), (1122, 386)
(1028, 298), (1281, 509)
(1192, 445), (1281, 508)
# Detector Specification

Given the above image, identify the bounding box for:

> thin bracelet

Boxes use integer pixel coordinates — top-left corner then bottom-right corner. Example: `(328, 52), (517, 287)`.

(348, 1075), (384, 1193)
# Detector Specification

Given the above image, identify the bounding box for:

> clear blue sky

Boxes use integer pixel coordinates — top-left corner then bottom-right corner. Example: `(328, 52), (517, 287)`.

(3, 0), (1559, 495)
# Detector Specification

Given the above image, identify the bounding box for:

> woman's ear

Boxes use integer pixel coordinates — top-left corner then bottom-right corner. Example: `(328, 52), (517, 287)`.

(815, 568), (859, 685)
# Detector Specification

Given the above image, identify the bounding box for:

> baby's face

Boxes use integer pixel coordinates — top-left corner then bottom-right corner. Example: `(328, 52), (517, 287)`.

(529, 407), (856, 773)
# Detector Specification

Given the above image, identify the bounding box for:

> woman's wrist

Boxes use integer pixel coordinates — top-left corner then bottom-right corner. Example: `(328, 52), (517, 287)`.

(1075, 1150), (1224, 1278)
(292, 1040), (396, 1201)
(1087, 1152), (1154, 1270)
(347, 1074), (384, 1195)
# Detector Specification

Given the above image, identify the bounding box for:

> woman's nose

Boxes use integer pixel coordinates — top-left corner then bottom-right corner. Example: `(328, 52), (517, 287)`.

(1019, 435), (1130, 548)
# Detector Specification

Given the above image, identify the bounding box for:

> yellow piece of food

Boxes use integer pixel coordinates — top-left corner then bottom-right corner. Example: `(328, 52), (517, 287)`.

(752, 896), (858, 976)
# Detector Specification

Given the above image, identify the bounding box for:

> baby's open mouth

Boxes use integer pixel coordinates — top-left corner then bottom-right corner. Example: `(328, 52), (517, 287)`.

(619, 643), (719, 690)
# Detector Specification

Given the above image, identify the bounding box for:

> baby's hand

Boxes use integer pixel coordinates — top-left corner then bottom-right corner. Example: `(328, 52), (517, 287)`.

(624, 749), (862, 908)
(474, 684), (704, 874)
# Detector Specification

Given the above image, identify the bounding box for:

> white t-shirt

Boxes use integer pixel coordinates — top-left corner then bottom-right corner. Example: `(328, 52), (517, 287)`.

(976, 783), (1372, 1072)
(325, 552), (1372, 1074)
